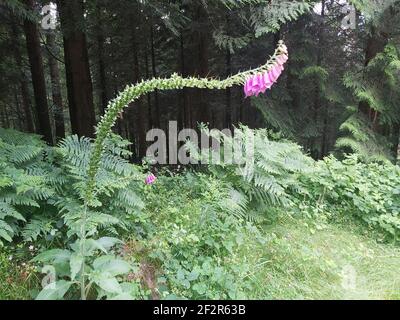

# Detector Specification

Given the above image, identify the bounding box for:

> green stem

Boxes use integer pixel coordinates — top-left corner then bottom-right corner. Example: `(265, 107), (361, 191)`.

(80, 203), (88, 300)
(85, 41), (287, 205)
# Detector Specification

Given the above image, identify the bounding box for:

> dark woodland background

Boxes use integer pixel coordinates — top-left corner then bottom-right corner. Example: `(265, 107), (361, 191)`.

(0, 0), (399, 162)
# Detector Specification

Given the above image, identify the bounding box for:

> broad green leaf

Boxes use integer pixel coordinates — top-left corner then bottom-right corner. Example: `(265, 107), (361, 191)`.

(92, 255), (114, 269)
(110, 293), (134, 300)
(36, 280), (72, 300)
(96, 276), (122, 294)
(93, 256), (131, 276)
(32, 249), (71, 264)
(70, 253), (84, 281)
(96, 237), (123, 251)
(86, 239), (108, 254)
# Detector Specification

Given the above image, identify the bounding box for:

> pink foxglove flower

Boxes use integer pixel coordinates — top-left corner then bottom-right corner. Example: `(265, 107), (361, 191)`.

(145, 173), (157, 185)
(244, 52), (288, 98)
(276, 54), (288, 66)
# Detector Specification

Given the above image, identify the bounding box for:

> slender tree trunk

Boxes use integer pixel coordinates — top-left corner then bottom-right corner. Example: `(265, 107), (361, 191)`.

(391, 123), (400, 162)
(130, 9), (146, 159)
(95, 2), (108, 114)
(10, 23), (35, 133)
(135, 49), (147, 159)
(46, 32), (65, 140)
(180, 32), (190, 129)
(310, 0), (325, 159)
(19, 70), (35, 133)
(197, 8), (209, 125)
(107, 35), (122, 137)
(0, 106), (6, 128)
(225, 48), (232, 129)
(191, 3), (210, 126)
(321, 112), (329, 158)
(150, 26), (160, 128)
(14, 90), (24, 130)
(58, 0), (96, 138)
(23, 0), (53, 144)
(2, 104), (10, 128)
(145, 47), (153, 129)
(225, 14), (232, 130)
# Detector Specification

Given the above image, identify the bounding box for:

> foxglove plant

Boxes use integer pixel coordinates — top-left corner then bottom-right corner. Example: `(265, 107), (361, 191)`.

(244, 44), (288, 97)
(86, 41), (288, 203)
(35, 41), (289, 300)
(145, 173), (157, 185)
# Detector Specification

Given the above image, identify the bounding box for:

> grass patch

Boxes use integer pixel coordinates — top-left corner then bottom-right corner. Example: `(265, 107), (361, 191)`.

(245, 216), (400, 300)
(0, 249), (38, 300)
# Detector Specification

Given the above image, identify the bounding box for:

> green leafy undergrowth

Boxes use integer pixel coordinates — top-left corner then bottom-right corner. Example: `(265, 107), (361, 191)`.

(2, 128), (400, 300)
(294, 155), (400, 242)
(132, 171), (267, 299)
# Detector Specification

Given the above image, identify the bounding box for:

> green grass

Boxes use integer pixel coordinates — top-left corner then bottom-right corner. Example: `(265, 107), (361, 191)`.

(245, 216), (400, 300)
(0, 249), (37, 300)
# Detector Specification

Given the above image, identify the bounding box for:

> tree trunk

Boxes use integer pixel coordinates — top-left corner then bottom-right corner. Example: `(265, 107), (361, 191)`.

(14, 90), (24, 130)
(46, 32), (65, 140)
(180, 32), (190, 129)
(196, 5), (210, 125)
(130, 9), (146, 159)
(10, 23), (35, 133)
(391, 123), (400, 162)
(150, 26), (160, 128)
(310, 0), (325, 159)
(225, 14), (232, 130)
(23, 0), (53, 144)
(145, 46), (153, 129)
(58, 0), (96, 138)
(2, 104), (10, 128)
(95, 2), (108, 114)
(190, 3), (210, 127)
(225, 48), (232, 129)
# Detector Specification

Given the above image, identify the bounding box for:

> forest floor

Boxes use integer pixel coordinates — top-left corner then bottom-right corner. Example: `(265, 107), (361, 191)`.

(2, 216), (400, 300)
(251, 216), (400, 300)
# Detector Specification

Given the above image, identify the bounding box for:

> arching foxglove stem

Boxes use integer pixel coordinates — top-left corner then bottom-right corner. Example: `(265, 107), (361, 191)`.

(85, 40), (288, 204)
(78, 41), (288, 299)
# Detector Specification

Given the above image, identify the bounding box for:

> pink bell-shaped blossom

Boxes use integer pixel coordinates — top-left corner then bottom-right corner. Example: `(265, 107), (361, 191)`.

(145, 173), (157, 185)
(269, 65), (281, 82)
(276, 54), (288, 66)
(262, 72), (274, 90)
(253, 75), (263, 96)
(244, 80), (252, 97)
(244, 52), (288, 98)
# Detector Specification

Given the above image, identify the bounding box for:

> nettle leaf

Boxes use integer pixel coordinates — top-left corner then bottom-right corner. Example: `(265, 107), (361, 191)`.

(70, 253), (84, 281)
(111, 292), (135, 300)
(33, 249), (71, 264)
(71, 239), (114, 256)
(95, 275), (122, 294)
(36, 280), (72, 300)
(93, 256), (131, 277)
(96, 237), (123, 251)
(88, 239), (110, 254)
